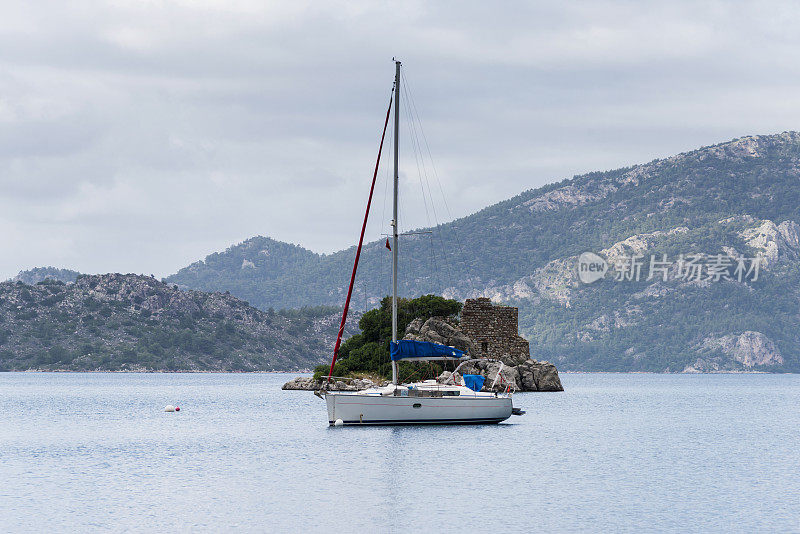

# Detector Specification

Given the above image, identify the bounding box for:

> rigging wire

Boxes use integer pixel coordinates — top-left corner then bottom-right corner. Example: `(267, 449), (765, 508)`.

(380, 119), (393, 306)
(361, 107), (394, 318)
(404, 72), (475, 297)
(401, 73), (454, 293)
(402, 71), (478, 298)
(402, 77), (440, 228)
(401, 72), (458, 295)
(327, 87), (394, 380)
(401, 81), (444, 293)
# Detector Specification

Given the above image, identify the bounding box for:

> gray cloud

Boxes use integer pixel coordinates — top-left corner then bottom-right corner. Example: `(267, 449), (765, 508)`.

(2, 0), (800, 279)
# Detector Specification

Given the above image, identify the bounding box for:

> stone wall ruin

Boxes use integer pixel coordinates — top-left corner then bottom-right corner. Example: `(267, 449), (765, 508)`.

(460, 297), (530, 365)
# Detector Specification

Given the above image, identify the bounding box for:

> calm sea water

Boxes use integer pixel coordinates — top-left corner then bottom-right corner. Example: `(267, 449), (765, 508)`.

(0, 372), (798, 533)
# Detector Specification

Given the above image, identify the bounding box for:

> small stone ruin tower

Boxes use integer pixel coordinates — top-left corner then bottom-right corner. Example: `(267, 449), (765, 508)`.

(460, 297), (530, 365)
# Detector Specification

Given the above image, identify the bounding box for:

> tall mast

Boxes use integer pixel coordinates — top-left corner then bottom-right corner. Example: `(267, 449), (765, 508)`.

(391, 60), (401, 385)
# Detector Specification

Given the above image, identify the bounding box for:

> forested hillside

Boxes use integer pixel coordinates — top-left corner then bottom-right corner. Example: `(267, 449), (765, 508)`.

(167, 132), (800, 372)
(0, 274), (357, 371)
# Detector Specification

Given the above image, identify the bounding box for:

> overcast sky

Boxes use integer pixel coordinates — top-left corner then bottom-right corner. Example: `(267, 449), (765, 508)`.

(2, 1), (800, 279)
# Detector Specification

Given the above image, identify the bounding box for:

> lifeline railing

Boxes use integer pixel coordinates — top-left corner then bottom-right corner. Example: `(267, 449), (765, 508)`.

(442, 358), (518, 393)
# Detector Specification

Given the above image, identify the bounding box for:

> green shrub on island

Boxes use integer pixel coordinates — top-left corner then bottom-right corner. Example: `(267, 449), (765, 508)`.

(313, 294), (461, 381)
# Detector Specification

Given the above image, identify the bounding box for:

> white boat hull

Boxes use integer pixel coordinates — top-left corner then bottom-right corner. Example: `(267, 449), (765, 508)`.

(325, 392), (513, 425)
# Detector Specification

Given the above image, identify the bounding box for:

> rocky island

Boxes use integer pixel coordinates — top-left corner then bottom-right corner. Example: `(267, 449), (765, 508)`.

(283, 297), (563, 392)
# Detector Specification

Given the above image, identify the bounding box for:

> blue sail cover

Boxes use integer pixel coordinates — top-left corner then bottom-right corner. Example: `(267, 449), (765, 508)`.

(390, 340), (466, 361)
(462, 374), (486, 392)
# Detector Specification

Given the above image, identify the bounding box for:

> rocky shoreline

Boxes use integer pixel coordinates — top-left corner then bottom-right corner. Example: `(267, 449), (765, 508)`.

(281, 356), (563, 392)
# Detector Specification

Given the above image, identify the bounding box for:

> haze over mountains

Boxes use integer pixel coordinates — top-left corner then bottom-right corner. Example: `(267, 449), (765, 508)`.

(164, 132), (800, 372)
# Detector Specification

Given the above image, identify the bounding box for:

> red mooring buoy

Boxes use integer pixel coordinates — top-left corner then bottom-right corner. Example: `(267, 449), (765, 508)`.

(175, 406), (180, 412)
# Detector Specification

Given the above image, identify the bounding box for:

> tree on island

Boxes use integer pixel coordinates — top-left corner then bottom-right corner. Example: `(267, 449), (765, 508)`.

(313, 294), (462, 382)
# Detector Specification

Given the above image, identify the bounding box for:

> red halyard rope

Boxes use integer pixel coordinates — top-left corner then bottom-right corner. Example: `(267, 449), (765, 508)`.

(328, 91), (394, 381)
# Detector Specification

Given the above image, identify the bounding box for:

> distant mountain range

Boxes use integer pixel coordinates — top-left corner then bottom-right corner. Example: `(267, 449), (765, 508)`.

(0, 273), (357, 372)
(165, 132), (800, 372)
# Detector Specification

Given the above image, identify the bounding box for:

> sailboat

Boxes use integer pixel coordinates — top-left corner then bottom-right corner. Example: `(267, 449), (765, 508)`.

(320, 61), (523, 425)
